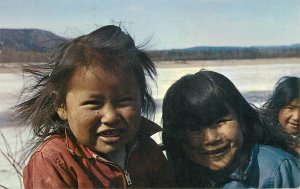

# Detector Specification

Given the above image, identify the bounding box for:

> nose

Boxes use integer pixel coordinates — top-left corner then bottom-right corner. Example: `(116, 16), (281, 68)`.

(99, 103), (118, 125)
(202, 127), (222, 146)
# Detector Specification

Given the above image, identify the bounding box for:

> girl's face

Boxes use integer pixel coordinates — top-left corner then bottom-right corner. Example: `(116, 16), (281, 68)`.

(278, 98), (300, 136)
(57, 65), (142, 155)
(183, 112), (243, 171)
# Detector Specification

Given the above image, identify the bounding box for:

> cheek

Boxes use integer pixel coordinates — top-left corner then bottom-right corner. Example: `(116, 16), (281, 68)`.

(124, 108), (141, 130)
(235, 129), (244, 148)
(70, 110), (98, 125)
(114, 106), (142, 137)
(121, 102), (142, 121)
(187, 135), (204, 148)
(68, 111), (98, 139)
(278, 110), (289, 124)
(224, 124), (243, 146)
(182, 143), (199, 160)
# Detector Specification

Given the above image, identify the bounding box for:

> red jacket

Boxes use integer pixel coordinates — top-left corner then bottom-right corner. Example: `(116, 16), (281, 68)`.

(23, 118), (176, 188)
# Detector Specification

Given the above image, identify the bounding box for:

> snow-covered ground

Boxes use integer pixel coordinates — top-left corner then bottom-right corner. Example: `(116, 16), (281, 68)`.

(1, 61), (300, 188)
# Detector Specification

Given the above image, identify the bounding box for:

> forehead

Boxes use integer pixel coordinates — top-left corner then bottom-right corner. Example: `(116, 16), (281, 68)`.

(72, 64), (131, 78)
(68, 65), (139, 90)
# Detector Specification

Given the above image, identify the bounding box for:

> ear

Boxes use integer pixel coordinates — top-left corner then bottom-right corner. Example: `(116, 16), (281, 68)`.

(56, 105), (68, 121)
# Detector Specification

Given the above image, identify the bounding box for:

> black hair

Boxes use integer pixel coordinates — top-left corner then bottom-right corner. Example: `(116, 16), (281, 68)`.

(15, 25), (157, 160)
(262, 76), (300, 126)
(162, 70), (298, 187)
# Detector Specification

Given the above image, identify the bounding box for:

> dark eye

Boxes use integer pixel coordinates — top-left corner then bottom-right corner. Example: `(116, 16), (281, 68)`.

(86, 100), (100, 105)
(216, 120), (226, 127)
(116, 97), (134, 107)
(82, 100), (103, 109)
(285, 105), (294, 110)
(215, 117), (232, 127)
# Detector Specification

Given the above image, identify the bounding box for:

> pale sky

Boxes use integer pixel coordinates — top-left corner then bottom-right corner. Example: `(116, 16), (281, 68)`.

(0, 0), (299, 50)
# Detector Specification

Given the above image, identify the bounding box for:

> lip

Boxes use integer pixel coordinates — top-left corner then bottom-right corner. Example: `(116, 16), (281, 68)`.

(97, 129), (125, 143)
(201, 144), (230, 157)
(288, 122), (299, 129)
(288, 122), (299, 126)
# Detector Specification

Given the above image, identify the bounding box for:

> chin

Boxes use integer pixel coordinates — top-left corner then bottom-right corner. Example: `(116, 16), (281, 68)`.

(206, 159), (232, 171)
(93, 144), (118, 155)
(207, 164), (228, 171)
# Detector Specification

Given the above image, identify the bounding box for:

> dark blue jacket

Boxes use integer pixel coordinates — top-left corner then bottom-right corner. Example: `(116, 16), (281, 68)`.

(224, 144), (300, 188)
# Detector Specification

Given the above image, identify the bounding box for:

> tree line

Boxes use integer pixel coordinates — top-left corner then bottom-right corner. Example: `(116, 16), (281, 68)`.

(149, 46), (300, 61)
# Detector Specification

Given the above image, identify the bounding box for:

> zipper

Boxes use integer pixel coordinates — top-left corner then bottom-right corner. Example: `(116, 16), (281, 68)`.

(123, 142), (138, 186)
(124, 170), (132, 185)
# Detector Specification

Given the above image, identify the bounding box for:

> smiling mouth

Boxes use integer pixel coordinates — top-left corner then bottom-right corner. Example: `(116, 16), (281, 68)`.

(97, 129), (125, 143)
(202, 145), (230, 156)
(98, 129), (123, 137)
(289, 122), (299, 127)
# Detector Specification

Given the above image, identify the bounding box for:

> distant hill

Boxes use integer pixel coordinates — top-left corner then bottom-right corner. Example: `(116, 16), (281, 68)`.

(0, 29), (66, 52)
(0, 28), (299, 62)
(0, 29), (67, 62)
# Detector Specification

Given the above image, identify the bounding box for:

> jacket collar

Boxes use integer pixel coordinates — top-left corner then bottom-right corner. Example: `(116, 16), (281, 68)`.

(138, 116), (162, 136)
(65, 116), (162, 158)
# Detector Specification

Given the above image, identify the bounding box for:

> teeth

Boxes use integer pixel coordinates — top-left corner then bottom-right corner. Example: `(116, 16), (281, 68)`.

(99, 130), (121, 137)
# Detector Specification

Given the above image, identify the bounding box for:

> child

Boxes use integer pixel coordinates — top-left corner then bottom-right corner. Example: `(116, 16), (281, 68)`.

(16, 25), (176, 188)
(263, 76), (300, 137)
(162, 70), (300, 188)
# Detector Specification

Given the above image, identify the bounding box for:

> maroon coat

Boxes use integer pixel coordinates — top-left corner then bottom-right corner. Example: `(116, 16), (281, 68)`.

(23, 118), (176, 188)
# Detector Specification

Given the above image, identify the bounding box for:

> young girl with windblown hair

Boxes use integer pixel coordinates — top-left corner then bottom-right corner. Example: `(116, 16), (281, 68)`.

(162, 70), (300, 188)
(17, 25), (176, 188)
(262, 76), (300, 138)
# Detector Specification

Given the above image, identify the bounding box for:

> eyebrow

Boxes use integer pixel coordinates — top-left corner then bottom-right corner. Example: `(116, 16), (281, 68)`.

(286, 104), (300, 108)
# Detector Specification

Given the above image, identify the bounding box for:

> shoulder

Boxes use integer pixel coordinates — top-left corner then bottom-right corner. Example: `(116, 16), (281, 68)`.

(254, 144), (299, 170)
(246, 144), (300, 188)
(23, 135), (76, 188)
(257, 144), (298, 162)
(26, 135), (70, 169)
(35, 135), (67, 155)
(257, 145), (300, 187)
(255, 144), (300, 178)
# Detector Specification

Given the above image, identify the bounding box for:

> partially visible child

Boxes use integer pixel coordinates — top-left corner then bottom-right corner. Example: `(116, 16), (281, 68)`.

(263, 76), (300, 137)
(17, 25), (176, 188)
(162, 70), (300, 188)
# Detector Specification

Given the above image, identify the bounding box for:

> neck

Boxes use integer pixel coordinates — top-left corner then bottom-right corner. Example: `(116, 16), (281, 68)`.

(108, 146), (127, 169)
